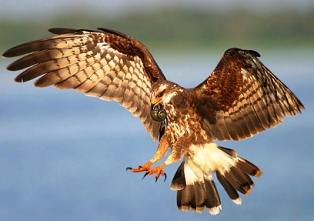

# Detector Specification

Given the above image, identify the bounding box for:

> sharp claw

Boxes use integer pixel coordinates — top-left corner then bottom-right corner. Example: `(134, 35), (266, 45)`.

(155, 172), (167, 182)
(142, 172), (149, 180)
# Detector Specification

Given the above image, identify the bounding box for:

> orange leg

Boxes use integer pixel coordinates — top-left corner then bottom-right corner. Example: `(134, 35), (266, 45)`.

(127, 135), (169, 181)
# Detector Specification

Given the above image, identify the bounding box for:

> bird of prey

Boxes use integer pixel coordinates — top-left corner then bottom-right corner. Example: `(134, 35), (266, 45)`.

(2, 28), (304, 215)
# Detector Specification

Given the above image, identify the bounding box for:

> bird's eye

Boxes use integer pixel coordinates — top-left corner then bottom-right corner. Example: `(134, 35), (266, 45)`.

(158, 90), (165, 98)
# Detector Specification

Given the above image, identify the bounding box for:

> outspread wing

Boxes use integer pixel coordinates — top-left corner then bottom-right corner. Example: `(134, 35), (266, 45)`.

(194, 48), (304, 141)
(2, 28), (166, 140)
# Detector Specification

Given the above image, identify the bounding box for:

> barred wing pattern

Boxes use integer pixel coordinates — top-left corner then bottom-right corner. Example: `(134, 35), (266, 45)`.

(2, 28), (305, 216)
(3, 28), (165, 140)
(195, 48), (304, 141)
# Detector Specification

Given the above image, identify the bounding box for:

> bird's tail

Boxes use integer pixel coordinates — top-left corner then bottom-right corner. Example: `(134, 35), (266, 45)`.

(170, 145), (262, 215)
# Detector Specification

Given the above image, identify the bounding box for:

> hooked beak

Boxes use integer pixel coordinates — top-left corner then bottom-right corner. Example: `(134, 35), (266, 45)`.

(151, 103), (162, 112)
(150, 97), (162, 110)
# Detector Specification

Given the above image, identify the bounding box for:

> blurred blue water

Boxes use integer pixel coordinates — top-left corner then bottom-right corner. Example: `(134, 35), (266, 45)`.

(0, 49), (313, 221)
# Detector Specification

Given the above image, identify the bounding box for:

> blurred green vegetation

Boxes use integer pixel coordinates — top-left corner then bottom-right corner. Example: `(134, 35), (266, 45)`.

(1, 7), (314, 52)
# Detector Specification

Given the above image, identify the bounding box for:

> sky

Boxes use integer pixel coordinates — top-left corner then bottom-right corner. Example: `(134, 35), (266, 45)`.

(0, 0), (313, 21)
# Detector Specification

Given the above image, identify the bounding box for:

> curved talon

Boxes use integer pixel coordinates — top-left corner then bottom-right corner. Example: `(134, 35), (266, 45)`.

(126, 167), (132, 171)
(142, 172), (149, 180)
(155, 172), (167, 182)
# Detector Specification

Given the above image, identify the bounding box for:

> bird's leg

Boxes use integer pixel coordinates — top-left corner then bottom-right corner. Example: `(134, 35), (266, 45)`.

(127, 135), (169, 181)
(144, 137), (187, 181)
(127, 135), (189, 182)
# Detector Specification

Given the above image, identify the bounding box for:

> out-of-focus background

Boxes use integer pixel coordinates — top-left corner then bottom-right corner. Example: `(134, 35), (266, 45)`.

(1, 1), (313, 221)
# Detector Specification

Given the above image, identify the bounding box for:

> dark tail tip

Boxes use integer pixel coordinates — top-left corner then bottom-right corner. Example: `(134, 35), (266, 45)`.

(216, 146), (262, 202)
(171, 162), (222, 215)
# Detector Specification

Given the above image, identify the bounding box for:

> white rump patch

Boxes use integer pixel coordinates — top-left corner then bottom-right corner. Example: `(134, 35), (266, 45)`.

(184, 143), (237, 176)
(183, 161), (210, 185)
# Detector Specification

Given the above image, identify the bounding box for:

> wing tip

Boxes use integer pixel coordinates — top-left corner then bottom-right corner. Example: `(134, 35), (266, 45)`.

(48, 28), (77, 34)
(2, 48), (20, 58)
(224, 48), (261, 57)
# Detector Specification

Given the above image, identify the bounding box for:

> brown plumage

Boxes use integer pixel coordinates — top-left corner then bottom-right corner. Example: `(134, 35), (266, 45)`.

(2, 28), (304, 215)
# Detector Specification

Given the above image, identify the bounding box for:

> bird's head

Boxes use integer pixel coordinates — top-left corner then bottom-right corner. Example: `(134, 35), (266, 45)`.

(150, 80), (183, 122)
